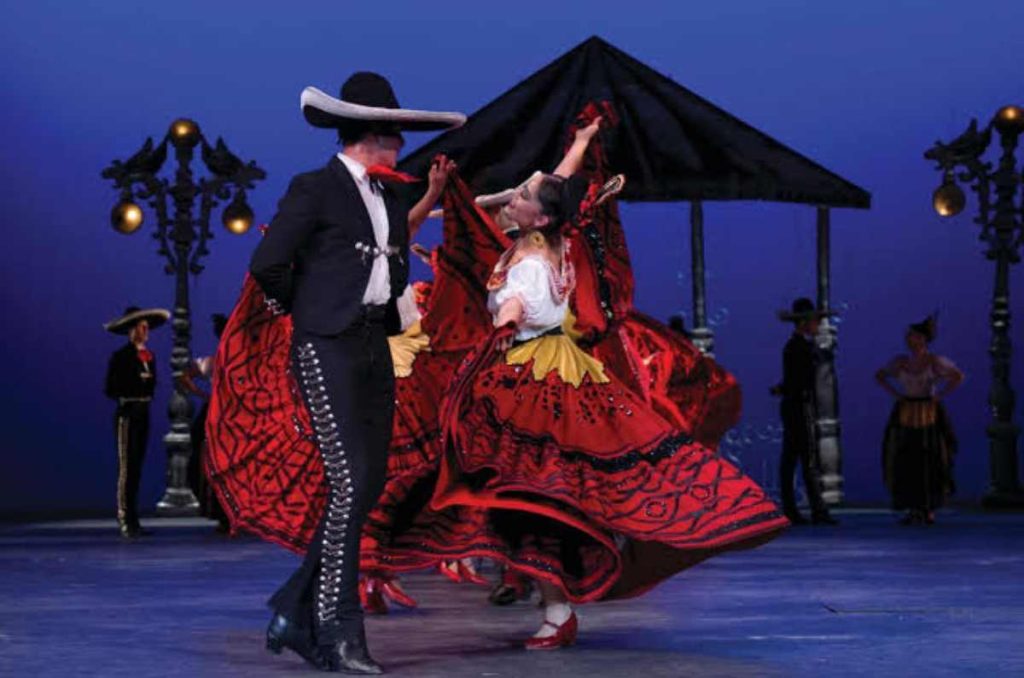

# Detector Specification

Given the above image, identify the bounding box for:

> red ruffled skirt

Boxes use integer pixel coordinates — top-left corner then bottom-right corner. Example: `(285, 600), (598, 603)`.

(205, 276), (491, 572)
(588, 312), (741, 448)
(205, 276), (324, 553)
(432, 329), (787, 603)
(359, 343), (472, 574)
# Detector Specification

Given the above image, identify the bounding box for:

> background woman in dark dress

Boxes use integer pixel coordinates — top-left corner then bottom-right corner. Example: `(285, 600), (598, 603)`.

(876, 315), (964, 525)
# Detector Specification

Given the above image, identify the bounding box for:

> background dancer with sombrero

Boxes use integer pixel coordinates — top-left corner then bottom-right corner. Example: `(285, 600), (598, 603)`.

(103, 305), (169, 539)
(246, 71), (464, 674)
(772, 298), (838, 525)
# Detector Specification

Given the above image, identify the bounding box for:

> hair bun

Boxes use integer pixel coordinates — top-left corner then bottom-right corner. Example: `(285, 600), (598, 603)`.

(560, 175), (588, 224)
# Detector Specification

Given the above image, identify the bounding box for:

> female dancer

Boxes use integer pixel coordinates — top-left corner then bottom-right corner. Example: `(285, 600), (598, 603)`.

(876, 314), (963, 524)
(429, 106), (748, 606)
(431, 170), (787, 648)
(358, 122), (607, 607)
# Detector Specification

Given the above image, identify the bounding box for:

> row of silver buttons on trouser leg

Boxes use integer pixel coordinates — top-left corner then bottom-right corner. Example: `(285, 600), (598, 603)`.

(295, 342), (355, 630)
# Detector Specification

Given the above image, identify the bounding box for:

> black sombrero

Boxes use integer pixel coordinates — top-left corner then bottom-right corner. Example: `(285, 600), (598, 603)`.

(300, 71), (465, 137)
(777, 297), (836, 323)
(103, 306), (170, 335)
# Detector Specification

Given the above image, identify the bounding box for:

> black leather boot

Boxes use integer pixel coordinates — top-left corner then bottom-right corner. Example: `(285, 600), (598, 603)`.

(321, 626), (384, 675)
(266, 614), (327, 670)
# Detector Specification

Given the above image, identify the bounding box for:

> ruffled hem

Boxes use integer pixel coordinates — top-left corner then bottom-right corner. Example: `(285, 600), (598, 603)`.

(432, 330), (787, 600)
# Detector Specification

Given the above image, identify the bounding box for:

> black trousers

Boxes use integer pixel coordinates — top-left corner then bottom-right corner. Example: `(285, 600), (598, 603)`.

(779, 404), (828, 517)
(114, 401), (150, 528)
(269, 316), (395, 646)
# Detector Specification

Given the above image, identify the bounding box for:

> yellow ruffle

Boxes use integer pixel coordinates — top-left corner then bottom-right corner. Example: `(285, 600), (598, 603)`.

(562, 307), (583, 341)
(506, 334), (609, 387)
(388, 320), (431, 378)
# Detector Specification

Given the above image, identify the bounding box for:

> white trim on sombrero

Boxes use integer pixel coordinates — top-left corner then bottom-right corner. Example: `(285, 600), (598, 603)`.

(427, 189), (516, 219)
(427, 172), (543, 219)
(301, 87), (466, 129)
(104, 308), (171, 334)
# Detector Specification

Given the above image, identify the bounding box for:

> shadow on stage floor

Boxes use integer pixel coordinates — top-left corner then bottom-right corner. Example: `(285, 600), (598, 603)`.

(0, 511), (1021, 677)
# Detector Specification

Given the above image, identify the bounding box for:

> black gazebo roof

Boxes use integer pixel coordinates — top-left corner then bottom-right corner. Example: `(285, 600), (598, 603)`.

(400, 36), (870, 209)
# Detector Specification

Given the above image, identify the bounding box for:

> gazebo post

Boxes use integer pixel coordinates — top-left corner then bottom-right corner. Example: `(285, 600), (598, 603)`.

(689, 200), (715, 356)
(814, 206), (844, 505)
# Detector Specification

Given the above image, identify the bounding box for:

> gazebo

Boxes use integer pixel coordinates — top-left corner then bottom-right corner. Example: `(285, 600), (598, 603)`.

(399, 36), (871, 504)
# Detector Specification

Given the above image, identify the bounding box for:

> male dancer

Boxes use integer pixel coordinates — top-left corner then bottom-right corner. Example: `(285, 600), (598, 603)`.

(773, 298), (838, 525)
(103, 305), (169, 538)
(249, 72), (463, 673)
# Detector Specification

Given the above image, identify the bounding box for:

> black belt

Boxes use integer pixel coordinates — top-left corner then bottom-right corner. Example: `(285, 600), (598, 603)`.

(358, 304), (388, 323)
(511, 326), (563, 347)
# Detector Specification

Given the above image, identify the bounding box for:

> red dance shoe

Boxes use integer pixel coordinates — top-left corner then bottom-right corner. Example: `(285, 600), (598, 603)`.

(380, 578), (418, 609)
(524, 612), (578, 651)
(437, 561), (462, 584)
(457, 560), (489, 587)
(359, 577), (389, 615)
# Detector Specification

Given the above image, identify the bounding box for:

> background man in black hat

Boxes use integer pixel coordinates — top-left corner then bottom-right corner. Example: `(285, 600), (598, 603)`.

(771, 298), (838, 526)
(103, 306), (170, 538)
(249, 71), (464, 674)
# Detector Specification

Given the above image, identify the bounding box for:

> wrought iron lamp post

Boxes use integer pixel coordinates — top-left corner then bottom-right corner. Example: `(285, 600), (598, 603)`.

(102, 118), (265, 515)
(925, 104), (1024, 508)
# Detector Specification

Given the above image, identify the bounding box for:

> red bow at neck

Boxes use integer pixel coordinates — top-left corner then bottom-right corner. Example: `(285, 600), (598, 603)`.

(365, 165), (420, 184)
(137, 348), (154, 363)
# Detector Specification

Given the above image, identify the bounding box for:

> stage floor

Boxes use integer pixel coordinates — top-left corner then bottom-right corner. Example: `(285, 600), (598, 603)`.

(1, 511), (1021, 677)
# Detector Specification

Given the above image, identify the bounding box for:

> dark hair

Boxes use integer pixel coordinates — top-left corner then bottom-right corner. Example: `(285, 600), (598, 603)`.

(535, 174), (569, 224)
(908, 315), (937, 343)
(525, 175), (568, 248)
(536, 173), (590, 239)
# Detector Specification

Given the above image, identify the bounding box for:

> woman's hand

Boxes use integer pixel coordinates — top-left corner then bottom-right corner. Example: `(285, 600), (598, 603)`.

(426, 154), (456, 198)
(408, 154), (457, 237)
(495, 322), (517, 352)
(575, 116), (602, 143)
(554, 116), (604, 177)
(493, 299), (522, 353)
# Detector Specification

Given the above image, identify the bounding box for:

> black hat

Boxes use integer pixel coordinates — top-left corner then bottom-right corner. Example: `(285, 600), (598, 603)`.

(300, 71), (465, 137)
(777, 297), (834, 323)
(104, 306), (170, 335)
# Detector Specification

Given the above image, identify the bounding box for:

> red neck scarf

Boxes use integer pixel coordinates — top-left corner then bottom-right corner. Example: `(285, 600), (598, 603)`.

(365, 165), (420, 184)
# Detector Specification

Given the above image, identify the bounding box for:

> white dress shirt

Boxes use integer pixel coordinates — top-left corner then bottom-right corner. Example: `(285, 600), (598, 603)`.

(337, 152), (391, 306)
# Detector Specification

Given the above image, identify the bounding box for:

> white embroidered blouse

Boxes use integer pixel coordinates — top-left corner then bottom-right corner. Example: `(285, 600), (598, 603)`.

(488, 255), (571, 341)
(882, 354), (961, 398)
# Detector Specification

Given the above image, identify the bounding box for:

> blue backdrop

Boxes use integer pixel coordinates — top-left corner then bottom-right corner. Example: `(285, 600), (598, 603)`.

(2, 0), (1022, 515)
